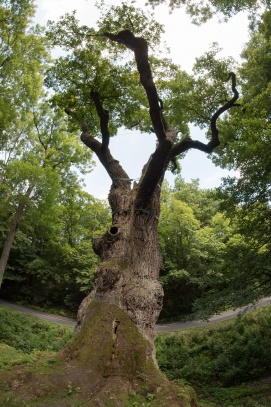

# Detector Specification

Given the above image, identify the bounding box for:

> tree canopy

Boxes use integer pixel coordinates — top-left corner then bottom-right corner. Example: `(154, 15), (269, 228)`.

(147, 0), (270, 23)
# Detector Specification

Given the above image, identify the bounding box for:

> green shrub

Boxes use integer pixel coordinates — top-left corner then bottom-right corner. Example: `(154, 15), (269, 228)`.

(0, 306), (73, 354)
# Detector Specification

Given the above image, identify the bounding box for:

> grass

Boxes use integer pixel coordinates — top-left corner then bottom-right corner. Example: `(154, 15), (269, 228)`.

(1, 303), (271, 406)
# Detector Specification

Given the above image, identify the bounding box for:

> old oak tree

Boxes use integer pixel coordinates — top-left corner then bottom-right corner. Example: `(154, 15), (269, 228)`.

(42, 6), (239, 406)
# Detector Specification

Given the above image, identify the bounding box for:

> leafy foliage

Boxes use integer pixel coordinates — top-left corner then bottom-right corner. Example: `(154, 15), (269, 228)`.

(0, 0), (48, 139)
(147, 0), (266, 24)
(158, 178), (231, 319)
(1, 179), (110, 311)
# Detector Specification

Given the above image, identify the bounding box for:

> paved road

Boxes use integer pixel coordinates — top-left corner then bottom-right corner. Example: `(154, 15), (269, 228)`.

(155, 296), (271, 332)
(1, 297), (271, 332)
(0, 299), (76, 327)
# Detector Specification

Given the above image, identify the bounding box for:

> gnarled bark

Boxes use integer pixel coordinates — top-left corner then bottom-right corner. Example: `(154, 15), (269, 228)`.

(76, 181), (164, 347)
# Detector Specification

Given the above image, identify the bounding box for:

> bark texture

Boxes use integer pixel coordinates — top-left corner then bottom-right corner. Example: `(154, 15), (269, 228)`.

(77, 181), (164, 347)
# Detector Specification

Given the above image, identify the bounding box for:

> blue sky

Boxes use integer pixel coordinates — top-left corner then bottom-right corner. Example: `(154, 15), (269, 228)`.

(36, 0), (247, 198)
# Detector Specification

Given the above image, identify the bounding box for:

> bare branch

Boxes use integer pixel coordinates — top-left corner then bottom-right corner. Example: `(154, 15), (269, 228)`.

(208, 72), (239, 150)
(64, 106), (130, 187)
(80, 123), (131, 190)
(104, 30), (178, 207)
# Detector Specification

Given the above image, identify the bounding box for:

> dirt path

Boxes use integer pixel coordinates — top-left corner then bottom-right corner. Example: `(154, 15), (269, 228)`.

(1, 296), (271, 332)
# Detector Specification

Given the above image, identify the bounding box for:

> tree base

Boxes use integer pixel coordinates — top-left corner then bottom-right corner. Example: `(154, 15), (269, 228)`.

(0, 301), (197, 406)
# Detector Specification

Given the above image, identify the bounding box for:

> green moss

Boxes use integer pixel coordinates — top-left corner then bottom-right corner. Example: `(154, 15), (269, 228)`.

(62, 301), (155, 378)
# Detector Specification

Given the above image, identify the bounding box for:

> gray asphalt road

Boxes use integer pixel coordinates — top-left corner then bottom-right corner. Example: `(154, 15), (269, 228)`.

(0, 299), (76, 327)
(155, 296), (271, 332)
(1, 297), (271, 332)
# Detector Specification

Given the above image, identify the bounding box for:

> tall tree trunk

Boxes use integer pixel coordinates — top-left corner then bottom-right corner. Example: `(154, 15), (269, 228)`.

(0, 184), (34, 288)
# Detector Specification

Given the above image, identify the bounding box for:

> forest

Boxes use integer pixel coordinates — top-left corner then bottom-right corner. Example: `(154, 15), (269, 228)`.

(1, 0), (271, 406)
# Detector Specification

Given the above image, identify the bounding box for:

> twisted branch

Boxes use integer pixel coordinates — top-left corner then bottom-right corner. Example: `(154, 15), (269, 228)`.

(65, 104), (130, 189)
(169, 72), (239, 159)
(104, 30), (176, 207)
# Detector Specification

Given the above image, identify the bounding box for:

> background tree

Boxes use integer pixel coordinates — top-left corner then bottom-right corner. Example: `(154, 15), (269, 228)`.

(0, 101), (93, 288)
(158, 177), (232, 320)
(0, 0), (46, 140)
(189, 10), (271, 315)
(1, 173), (110, 311)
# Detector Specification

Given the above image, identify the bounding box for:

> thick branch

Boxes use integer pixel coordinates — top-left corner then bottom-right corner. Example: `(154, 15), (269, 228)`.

(135, 128), (177, 208)
(90, 92), (110, 150)
(65, 108), (131, 189)
(170, 72), (239, 159)
(135, 144), (169, 208)
(104, 30), (167, 143)
(80, 128), (131, 189)
(104, 30), (176, 207)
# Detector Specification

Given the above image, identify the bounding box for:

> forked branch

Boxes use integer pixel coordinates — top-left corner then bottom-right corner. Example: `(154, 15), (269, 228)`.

(65, 101), (130, 189)
(208, 72), (238, 150)
(104, 30), (176, 208)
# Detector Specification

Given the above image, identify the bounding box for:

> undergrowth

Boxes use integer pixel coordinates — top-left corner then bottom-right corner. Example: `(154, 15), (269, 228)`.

(156, 304), (271, 386)
(156, 304), (271, 405)
(0, 306), (73, 355)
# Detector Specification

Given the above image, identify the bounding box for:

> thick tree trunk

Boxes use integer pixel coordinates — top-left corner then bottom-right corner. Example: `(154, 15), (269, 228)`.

(77, 182), (163, 345)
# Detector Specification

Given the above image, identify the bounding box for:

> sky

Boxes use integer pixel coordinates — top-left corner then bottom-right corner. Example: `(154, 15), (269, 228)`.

(35, 0), (249, 198)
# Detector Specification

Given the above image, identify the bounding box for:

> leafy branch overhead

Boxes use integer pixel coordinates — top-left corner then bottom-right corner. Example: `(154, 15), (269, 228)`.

(147, 0), (263, 24)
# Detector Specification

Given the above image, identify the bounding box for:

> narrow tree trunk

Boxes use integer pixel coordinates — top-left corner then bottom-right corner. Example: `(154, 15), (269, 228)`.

(0, 184), (34, 288)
